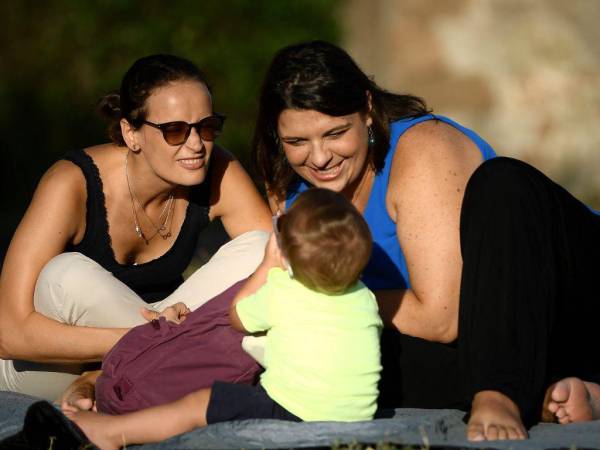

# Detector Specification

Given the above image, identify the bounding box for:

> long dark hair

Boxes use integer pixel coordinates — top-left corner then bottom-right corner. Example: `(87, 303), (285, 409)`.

(98, 54), (211, 145)
(251, 40), (430, 200)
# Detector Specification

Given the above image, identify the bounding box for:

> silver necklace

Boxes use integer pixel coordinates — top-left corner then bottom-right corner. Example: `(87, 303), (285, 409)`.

(125, 150), (175, 244)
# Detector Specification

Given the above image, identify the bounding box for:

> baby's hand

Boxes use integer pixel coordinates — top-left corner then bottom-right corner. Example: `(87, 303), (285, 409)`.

(140, 302), (190, 324)
(59, 370), (100, 413)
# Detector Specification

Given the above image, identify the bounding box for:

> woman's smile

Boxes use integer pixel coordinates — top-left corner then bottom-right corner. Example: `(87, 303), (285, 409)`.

(308, 160), (344, 181)
(177, 154), (206, 170)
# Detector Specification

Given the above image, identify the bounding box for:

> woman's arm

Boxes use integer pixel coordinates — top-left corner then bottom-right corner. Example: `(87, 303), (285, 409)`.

(0, 161), (127, 361)
(208, 147), (272, 238)
(380, 120), (484, 343)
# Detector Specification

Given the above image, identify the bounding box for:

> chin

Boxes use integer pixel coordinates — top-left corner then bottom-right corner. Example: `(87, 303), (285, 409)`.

(306, 174), (348, 193)
(174, 169), (208, 187)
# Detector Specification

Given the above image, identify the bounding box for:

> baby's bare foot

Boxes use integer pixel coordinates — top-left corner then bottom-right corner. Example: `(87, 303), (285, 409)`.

(467, 390), (528, 441)
(543, 377), (600, 424)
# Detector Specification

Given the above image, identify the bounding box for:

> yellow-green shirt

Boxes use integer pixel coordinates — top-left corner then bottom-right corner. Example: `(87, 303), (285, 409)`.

(236, 268), (382, 421)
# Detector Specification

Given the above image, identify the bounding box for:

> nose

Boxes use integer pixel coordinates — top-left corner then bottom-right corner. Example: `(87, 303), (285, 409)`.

(309, 141), (333, 168)
(186, 126), (204, 150)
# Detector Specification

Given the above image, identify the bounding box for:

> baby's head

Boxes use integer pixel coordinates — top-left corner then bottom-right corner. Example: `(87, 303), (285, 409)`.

(276, 188), (372, 295)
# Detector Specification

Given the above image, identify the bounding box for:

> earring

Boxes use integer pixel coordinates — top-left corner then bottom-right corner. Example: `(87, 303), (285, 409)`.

(284, 261), (294, 279)
(368, 127), (375, 146)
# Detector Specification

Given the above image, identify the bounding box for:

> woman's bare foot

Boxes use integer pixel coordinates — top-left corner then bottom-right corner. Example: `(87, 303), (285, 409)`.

(63, 410), (121, 450)
(542, 377), (600, 424)
(467, 390), (528, 441)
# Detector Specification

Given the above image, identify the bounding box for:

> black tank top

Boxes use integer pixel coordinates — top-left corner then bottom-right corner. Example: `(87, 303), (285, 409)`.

(64, 149), (211, 302)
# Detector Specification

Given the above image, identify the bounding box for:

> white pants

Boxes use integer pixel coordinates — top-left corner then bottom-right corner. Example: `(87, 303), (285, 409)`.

(0, 230), (269, 401)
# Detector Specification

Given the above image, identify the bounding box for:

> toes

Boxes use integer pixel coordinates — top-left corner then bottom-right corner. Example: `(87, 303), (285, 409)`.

(555, 406), (568, 420)
(486, 424), (499, 440)
(508, 425), (528, 440)
(467, 423), (486, 441)
(551, 380), (571, 403)
(556, 406), (572, 424)
(558, 413), (572, 425)
(496, 426), (508, 440)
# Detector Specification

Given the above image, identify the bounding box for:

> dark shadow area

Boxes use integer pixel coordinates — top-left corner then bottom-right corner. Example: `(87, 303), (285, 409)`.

(0, 0), (341, 265)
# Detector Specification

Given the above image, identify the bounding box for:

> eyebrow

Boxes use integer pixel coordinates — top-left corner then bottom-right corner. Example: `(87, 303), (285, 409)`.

(280, 122), (352, 140)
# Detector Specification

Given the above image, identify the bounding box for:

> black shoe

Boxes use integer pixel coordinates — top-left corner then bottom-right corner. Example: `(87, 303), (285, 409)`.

(0, 430), (31, 449)
(20, 401), (94, 450)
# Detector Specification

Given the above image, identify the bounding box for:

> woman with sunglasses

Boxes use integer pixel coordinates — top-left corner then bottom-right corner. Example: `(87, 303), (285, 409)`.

(251, 41), (600, 441)
(0, 54), (272, 400)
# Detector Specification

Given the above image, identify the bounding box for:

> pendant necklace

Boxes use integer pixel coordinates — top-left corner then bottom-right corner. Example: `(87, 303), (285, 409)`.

(125, 150), (175, 244)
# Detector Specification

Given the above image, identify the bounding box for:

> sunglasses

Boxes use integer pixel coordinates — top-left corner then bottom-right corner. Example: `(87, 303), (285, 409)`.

(142, 114), (225, 146)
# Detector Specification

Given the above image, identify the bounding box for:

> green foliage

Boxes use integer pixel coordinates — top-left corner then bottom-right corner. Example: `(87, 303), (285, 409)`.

(0, 0), (340, 209)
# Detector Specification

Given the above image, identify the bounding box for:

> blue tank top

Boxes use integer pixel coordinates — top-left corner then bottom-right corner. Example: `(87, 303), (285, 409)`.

(286, 114), (497, 290)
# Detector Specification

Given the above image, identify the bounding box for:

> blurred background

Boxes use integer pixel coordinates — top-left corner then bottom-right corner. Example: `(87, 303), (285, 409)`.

(2, 0), (599, 265)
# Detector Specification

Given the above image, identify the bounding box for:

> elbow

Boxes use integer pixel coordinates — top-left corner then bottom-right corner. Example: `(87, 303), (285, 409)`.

(228, 305), (247, 333)
(0, 313), (29, 359)
(431, 319), (458, 344)
(0, 326), (18, 359)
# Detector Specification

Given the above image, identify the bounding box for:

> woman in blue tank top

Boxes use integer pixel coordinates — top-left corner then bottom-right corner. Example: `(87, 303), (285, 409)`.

(251, 41), (600, 441)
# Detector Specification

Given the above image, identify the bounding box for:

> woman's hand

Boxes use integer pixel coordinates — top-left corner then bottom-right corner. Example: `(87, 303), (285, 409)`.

(59, 370), (101, 412)
(140, 302), (190, 324)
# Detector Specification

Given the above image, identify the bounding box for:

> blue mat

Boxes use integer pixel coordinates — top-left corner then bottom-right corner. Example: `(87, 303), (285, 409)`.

(1, 391), (599, 449)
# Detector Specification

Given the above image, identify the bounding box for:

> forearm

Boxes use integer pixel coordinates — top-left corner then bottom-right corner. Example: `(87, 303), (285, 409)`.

(1, 311), (127, 362)
(375, 288), (458, 343)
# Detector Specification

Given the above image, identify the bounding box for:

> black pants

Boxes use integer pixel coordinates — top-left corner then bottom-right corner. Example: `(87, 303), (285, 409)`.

(379, 157), (600, 427)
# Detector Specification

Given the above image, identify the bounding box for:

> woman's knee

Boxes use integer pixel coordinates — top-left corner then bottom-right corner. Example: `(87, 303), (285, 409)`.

(468, 157), (545, 199)
(462, 157), (554, 218)
(34, 252), (117, 322)
(35, 253), (88, 319)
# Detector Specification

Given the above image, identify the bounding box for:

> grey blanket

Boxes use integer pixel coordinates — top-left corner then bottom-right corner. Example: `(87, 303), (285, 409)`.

(1, 391), (599, 449)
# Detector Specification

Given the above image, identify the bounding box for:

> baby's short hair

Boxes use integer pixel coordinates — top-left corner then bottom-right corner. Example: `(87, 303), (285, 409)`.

(278, 188), (372, 294)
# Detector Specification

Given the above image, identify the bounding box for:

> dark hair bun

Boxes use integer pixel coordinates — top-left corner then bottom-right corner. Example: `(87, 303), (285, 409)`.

(98, 55), (209, 146)
(97, 91), (125, 145)
(98, 91), (121, 120)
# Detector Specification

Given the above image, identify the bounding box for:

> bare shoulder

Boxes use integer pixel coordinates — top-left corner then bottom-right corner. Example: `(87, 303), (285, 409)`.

(387, 119), (483, 208)
(208, 146), (239, 192)
(393, 119), (483, 173)
(39, 158), (86, 202)
(83, 143), (127, 172)
(208, 146), (271, 235)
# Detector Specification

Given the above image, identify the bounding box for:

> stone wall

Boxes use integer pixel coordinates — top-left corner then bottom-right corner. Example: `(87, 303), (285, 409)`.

(340, 0), (600, 206)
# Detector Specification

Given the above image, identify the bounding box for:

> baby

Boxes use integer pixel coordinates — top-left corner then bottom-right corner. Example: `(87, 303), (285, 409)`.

(64, 187), (382, 449)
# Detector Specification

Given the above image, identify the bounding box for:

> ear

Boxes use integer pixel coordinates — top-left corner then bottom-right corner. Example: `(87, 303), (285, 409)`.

(121, 118), (142, 152)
